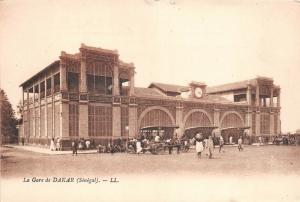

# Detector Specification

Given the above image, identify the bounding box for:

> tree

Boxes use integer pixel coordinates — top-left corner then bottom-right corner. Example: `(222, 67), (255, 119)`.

(0, 89), (18, 144)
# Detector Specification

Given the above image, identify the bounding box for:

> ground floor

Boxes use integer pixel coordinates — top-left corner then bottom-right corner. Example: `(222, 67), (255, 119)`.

(19, 95), (281, 150)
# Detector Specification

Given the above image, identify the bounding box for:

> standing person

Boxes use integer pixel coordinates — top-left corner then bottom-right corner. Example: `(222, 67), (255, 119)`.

(85, 139), (91, 150)
(155, 134), (160, 142)
(204, 137), (209, 156)
(50, 138), (56, 151)
(238, 136), (243, 151)
(21, 137), (25, 146)
(195, 139), (204, 158)
(229, 135), (233, 145)
(72, 140), (78, 156)
(136, 139), (142, 154)
(56, 138), (61, 151)
(207, 136), (214, 159)
(219, 136), (224, 153)
(258, 136), (262, 146)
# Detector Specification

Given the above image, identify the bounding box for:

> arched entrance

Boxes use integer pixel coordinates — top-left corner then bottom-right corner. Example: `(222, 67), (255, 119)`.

(138, 106), (176, 140)
(182, 109), (214, 139)
(220, 111), (245, 143)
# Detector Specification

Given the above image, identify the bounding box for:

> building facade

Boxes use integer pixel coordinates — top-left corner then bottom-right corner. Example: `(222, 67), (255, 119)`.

(19, 44), (281, 149)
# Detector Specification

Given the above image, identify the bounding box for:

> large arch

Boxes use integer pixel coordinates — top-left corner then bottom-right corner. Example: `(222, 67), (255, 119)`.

(183, 109), (213, 129)
(138, 106), (176, 129)
(220, 111), (245, 128)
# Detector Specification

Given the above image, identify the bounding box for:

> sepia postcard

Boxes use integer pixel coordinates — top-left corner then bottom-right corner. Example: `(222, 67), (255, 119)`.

(1, 0), (300, 202)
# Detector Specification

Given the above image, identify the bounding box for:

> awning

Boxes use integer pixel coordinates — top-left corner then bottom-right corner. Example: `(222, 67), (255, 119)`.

(140, 125), (179, 131)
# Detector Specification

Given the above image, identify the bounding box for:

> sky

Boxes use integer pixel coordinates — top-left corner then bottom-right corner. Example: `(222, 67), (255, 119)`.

(0, 0), (299, 132)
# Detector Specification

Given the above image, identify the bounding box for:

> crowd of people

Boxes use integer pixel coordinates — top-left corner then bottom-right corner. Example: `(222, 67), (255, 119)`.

(49, 132), (246, 157)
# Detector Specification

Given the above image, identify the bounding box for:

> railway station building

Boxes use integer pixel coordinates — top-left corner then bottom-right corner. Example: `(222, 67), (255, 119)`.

(19, 44), (281, 149)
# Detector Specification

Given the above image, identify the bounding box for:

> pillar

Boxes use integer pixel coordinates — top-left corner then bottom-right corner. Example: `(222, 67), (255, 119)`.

(44, 77), (48, 138)
(128, 104), (138, 138)
(277, 89), (281, 107)
(247, 85), (252, 105)
(22, 88), (25, 139)
(60, 58), (67, 92)
(256, 86), (260, 107)
(213, 109), (220, 128)
(113, 64), (120, 96)
(176, 104), (184, 137)
(277, 112), (281, 135)
(270, 87), (274, 107)
(129, 68), (135, 96)
(60, 102), (69, 138)
(32, 85), (36, 138)
(38, 82), (41, 138)
(78, 103), (89, 138)
(80, 53), (87, 92)
(246, 110), (252, 135)
(270, 112), (274, 136)
(27, 89), (29, 141)
(112, 103), (121, 138)
(255, 111), (261, 136)
(51, 75), (55, 138)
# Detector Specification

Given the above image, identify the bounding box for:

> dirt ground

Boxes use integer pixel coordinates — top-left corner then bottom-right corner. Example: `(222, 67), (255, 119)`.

(1, 145), (300, 202)
(1, 145), (300, 178)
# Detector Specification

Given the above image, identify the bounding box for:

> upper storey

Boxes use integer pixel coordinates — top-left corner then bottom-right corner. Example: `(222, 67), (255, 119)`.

(20, 43), (136, 102)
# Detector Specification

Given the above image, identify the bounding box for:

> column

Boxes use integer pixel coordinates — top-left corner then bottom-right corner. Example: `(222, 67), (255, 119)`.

(128, 104), (138, 138)
(277, 112), (281, 135)
(112, 102), (121, 138)
(213, 109), (220, 128)
(22, 88), (25, 139)
(277, 89), (281, 107)
(255, 111), (261, 136)
(129, 68), (135, 96)
(256, 86), (260, 107)
(263, 98), (266, 107)
(247, 85), (252, 105)
(80, 53), (87, 93)
(270, 87), (274, 107)
(78, 103), (89, 138)
(32, 85), (36, 139)
(60, 58), (67, 92)
(113, 64), (120, 96)
(60, 102), (69, 138)
(38, 82), (41, 138)
(44, 77), (48, 138)
(246, 110), (252, 135)
(27, 90), (29, 142)
(176, 104), (183, 138)
(51, 75), (55, 138)
(270, 112), (274, 136)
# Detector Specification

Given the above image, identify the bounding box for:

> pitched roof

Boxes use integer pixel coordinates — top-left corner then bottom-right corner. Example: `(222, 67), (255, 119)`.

(148, 82), (189, 94)
(206, 76), (277, 94)
(206, 79), (256, 94)
(20, 60), (60, 87)
(133, 87), (166, 98)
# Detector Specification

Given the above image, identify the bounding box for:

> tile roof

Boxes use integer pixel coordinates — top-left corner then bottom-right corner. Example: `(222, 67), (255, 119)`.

(133, 87), (166, 97)
(148, 82), (190, 93)
(206, 80), (255, 94)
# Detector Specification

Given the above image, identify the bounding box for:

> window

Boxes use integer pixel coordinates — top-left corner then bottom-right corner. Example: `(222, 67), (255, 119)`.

(88, 105), (112, 137)
(121, 107), (129, 136)
(40, 81), (45, 99)
(54, 73), (60, 93)
(67, 72), (79, 92)
(87, 62), (112, 95)
(46, 78), (52, 96)
(69, 104), (79, 137)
